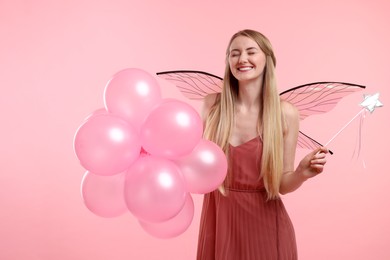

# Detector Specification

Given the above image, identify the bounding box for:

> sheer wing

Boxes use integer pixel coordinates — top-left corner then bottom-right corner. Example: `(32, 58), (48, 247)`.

(298, 131), (333, 154)
(156, 70), (222, 100)
(280, 82), (366, 121)
(280, 82), (365, 152)
(157, 71), (365, 153)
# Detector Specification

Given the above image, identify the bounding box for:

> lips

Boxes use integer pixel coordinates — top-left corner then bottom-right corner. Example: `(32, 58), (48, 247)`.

(237, 66), (253, 71)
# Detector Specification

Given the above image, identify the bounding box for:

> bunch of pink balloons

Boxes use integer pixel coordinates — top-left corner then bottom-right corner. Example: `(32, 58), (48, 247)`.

(73, 68), (228, 239)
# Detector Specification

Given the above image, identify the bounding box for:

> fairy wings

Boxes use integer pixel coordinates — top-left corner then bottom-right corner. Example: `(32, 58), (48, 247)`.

(156, 70), (366, 154)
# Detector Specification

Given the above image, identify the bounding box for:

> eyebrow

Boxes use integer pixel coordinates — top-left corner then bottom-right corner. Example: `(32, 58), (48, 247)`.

(230, 47), (258, 52)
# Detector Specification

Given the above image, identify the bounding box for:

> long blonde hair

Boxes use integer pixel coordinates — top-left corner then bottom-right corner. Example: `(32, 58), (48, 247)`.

(203, 29), (283, 200)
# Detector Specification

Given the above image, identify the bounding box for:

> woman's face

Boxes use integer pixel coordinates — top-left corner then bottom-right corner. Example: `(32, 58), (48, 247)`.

(228, 35), (266, 83)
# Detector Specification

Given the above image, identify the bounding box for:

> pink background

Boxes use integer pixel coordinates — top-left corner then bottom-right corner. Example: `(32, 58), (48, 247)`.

(1, 0), (389, 259)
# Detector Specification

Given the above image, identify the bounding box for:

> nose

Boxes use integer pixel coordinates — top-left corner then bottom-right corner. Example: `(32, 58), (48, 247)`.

(238, 53), (248, 64)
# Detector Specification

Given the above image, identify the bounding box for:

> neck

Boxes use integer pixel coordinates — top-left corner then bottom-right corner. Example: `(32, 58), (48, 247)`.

(236, 77), (263, 110)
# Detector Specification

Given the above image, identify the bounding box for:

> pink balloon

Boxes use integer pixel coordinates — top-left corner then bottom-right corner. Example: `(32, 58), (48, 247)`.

(139, 194), (194, 239)
(74, 114), (141, 176)
(175, 139), (228, 194)
(140, 99), (203, 159)
(81, 171), (127, 218)
(124, 156), (187, 223)
(83, 108), (108, 121)
(104, 68), (162, 130)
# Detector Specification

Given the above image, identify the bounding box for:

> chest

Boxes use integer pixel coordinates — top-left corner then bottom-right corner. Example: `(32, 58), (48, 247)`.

(230, 111), (260, 146)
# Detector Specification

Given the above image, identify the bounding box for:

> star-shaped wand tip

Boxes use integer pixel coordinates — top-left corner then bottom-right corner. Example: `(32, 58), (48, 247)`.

(360, 92), (383, 113)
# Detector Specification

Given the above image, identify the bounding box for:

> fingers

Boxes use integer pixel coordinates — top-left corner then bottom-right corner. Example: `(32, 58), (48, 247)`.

(310, 158), (326, 169)
(311, 164), (325, 174)
(311, 147), (328, 173)
(319, 146), (329, 154)
(314, 146), (329, 155)
(311, 152), (326, 161)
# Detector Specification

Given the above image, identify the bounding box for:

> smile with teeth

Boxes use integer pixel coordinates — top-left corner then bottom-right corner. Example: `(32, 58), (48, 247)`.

(237, 66), (253, 71)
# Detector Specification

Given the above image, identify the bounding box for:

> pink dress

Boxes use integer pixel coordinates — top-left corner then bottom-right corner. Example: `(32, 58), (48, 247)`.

(197, 137), (297, 260)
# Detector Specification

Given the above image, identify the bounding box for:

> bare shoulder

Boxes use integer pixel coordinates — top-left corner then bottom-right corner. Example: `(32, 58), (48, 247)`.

(280, 100), (299, 134)
(280, 100), (299, 121)
(202, 93), (219, 119)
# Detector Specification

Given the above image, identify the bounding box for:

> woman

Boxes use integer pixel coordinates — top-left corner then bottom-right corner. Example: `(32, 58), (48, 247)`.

(197, 29), (328, 260)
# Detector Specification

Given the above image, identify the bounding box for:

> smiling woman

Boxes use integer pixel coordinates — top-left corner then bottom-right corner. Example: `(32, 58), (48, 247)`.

(197, 29), (329, 260)
(228, 37), (267, 84)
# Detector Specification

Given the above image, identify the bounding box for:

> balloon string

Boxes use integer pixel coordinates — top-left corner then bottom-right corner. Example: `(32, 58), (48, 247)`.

(324, 108), (365, 147)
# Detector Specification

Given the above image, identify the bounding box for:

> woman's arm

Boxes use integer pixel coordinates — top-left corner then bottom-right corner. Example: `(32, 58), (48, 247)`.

(279, 101), (328, 195)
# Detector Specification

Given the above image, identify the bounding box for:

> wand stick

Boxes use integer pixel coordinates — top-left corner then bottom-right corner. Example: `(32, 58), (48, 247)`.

(324, 109), (365, 147)
(324, 92), (382, 148)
